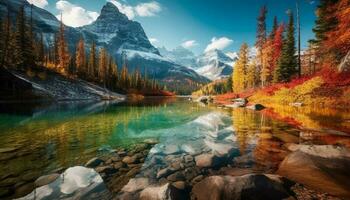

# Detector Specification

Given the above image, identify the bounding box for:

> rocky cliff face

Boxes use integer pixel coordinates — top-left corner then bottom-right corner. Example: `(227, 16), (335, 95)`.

(79, 2), (159, 55)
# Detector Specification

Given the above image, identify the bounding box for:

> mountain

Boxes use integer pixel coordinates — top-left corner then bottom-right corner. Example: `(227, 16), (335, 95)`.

(159, 46), (198, 68)
(195, 49), (236, 80)
(0, 0), (209, 91)
(79, 2), (159, 55)
(158, 46), (237, 80)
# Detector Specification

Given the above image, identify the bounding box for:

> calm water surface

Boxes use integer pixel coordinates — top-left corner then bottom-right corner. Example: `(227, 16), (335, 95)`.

(0, 97), (349, 198)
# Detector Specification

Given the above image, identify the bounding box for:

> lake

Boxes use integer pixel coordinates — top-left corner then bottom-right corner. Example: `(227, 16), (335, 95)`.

(0, 97), (349, 199)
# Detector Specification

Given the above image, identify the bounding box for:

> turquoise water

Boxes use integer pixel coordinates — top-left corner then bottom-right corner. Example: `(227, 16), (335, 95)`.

(1, 97), (349, 199)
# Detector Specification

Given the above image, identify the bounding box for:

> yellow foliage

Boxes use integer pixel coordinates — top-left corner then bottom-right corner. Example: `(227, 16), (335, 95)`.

(250, 76), (325, 106)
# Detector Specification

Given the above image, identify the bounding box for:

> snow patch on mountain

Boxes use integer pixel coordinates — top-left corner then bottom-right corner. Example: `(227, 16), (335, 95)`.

(195, 49), (235, 80)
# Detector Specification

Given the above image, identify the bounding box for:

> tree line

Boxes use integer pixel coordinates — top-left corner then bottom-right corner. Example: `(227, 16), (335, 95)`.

(195, 0), (350, 96)
(232, 6), (298, 94)
(0, 5), (164, 94)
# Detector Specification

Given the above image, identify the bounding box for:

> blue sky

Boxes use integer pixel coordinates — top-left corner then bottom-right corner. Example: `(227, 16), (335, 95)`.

(29, 0), (319, 55)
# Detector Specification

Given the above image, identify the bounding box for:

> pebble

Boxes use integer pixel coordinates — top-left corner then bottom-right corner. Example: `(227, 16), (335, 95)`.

(34, 173), (60, 187)
(191, 175), (204, 184)
(21, 172), (41, 182)
(167, 171), (186, 182)
(0, 147), (19, 153)
(172, 181), (186, 190)
(184, 155), (194, 163)
(157, 167), (176, 179)
(95, 166), (117, 174)
(113, 162), (125, 169)
(122, 156), (137, 164)
(117, 151), (127, 157)
(85, 157), (104, 168)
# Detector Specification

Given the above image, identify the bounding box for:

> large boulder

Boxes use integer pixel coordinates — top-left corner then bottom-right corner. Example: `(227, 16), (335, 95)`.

(17, 166), (111, 200)
(192, 174), (294, 200)
(277, 145), (350, 199)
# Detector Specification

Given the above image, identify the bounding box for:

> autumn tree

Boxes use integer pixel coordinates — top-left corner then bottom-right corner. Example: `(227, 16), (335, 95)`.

(311, 0), (339, 46)
(120, 64), (129, 89)
(272, 24), (284, 82)
(75, 37), (86, 77)
(232, 43), (249, 93)
(57, 15), (70, 74)
(323, 0), (350, 63)
(88, 41), (97, 80)
(261, 38), (274, 86)
(246, 59), (258, 89)
(98, 47), (107, 85)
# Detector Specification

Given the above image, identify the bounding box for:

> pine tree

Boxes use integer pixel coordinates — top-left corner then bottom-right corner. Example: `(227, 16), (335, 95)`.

(88, 41), (97, 80)
(36, 32), (45, 66)
(224, 77), (232, 93)
(276, 11), (297, 82)
(0, 17), (4, 67)
(310, 0), (339, 46)
(75, 37), (86, 77)
(255, 6), (268, 67)
(57, 14), (70, 74)
(2, 11), (14, 69)
(232, 43), (249, 93)
(269, 16), (278, 40)
(13, 6), (35, 70)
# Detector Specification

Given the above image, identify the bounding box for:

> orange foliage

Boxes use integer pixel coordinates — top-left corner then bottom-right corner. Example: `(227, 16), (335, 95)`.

(272, 24), (284, 72)
(324, 0), (350, 56)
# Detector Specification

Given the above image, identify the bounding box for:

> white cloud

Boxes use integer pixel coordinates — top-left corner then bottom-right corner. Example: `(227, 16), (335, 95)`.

(149, 38), (158, 46)
(181, 40), (198, 49)
(205, 37), (233, 52)
(135, 2), (161, 17)
(108, 0), (161, 19)
(108, 0), (135, 19)
(27, 0), (48, 8)
(56, 1), (99, 27)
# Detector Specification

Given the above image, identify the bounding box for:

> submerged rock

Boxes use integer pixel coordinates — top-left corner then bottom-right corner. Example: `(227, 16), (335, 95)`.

(277, 145), (350, 199)
(34, 173), (60, 187)
(85, 157), (104, 168)
(16, 166), (111, 200)
(121, 178), (150, 193)
(192, 174), (294, 200)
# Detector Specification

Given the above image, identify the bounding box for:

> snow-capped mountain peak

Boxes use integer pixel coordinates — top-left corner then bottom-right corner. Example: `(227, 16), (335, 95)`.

(195, 49), (235, 80)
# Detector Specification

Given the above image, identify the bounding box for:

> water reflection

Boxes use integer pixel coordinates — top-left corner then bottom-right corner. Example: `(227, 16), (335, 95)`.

(0, 98), (210, 199)
(0, 99), (349, 199)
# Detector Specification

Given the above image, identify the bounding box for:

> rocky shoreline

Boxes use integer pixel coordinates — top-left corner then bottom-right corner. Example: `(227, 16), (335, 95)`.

(17, 141), (349, 200)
